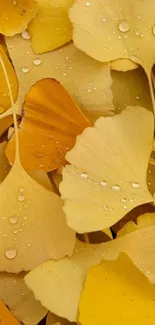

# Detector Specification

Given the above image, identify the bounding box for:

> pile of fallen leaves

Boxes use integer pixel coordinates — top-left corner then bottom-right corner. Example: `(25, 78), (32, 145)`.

(0, 0), (155, 324)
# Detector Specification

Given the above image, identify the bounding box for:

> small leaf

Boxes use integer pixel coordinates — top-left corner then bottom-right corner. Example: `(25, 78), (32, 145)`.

(6, 78), (91, 172)
(0, 0), (37, 36)
(28, 0), (74, 54)
(79, 253), (155, 325)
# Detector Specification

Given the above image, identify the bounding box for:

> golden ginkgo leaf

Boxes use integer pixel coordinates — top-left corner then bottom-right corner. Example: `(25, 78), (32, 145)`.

(0, 51), (75, 273)
(28, 0), (74, 54)
(0, 272), (47, 325)
(0, 142), (10, 184)
(0, 0), (37, 36)
(117, 212), (155, 237)
(6, 78), (91, 172)
(0, 45), (18, 111)
(78, 254), (155, 325)
(111, 59), (138, 72)
(5, 35), (114, 122)
(25, 224), (155, 322)
(60, 107), (153, 233)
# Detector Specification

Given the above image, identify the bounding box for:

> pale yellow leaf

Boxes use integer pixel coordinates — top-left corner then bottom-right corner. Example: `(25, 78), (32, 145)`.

(117, 212), (155, 237)
(111, 59), (138, 72)
(60, 107), (153, 232)
(0, 141), (10, 184)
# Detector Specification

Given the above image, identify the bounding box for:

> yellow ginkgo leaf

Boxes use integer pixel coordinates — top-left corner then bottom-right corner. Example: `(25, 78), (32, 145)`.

(0, 51), (75, 273)
(0, 142), (10, 184)
(60, 107), (153, 233)
(112, 67), (152, 112)
(5, 35), (114, 122)
(46, 312), (76, 325)
(0, 45), (18, 111)
(111, 59), (138, 72)
(70, 0), (155, 111)
(78, 253), (155, 325)
(0, 300), (20, 325)
(25, 224), (155, 322)
(117, 212), (155, 237)
(28, 0), (74, 54)
(0, 0), (37, 36)
(0, 272), (47, 325)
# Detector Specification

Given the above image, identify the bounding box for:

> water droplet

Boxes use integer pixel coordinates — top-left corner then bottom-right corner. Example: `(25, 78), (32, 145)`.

(35, 152), (44, 157)
(3, 234), (6, 238)
(102, 17), (106, 22)
(152, 25), (155, 35)
(119, 20), (130, 32)
(85, 0), (92, 6)
(124, 205), (127, 209)
(23, 215), (28, 220)
(33, 58), (41, 66)
(40, 163), (44, 168)
(18, 195), (25, 202)
(136, 95), (140, 100)
(5, 248), (17, 259)
(63, 72), (67, 76)
(22, 30), (31, 40)
(137, 15), (141, 20)
(100, 181), (107, 187)
(130, 199), (134, 203)
(27, 243), (31, 247)
(80, 172), (88, 179)
(104, 204), (108, 210)
(9, 216), (18, 224)
(121, 198), (127, 203)
(111, 185), (121, 191)
(22, 67), (29, 73)
(146, 270), (151, 275)
(13, 229), (18, 234)
(132, 182), (140, 189)
(20, 187), (25, 193)
(135, 30), (140, 36)
(88, 88), (92, 93)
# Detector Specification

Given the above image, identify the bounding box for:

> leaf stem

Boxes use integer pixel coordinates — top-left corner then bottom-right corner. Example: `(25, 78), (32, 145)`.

(84, 233), (89, 243)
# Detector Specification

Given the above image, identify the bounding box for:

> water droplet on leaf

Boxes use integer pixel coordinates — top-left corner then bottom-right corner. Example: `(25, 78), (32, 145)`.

(5, 248), (17, 259)
(9, 216), (18, 224)
(119, 20), (130, 32)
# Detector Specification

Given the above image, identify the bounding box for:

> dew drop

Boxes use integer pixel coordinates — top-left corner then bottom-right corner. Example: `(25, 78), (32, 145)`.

(104, 204), (108, 210)
(13, 229), (18, 234)
(63, 72), (67, 76)
(18, 195), (25, 202)
(9, 216), (18, 224)
(119, 20), (130, 33)
(80, 172), (88, 179)
(22, 67), (29, 73)
(33, 58), (41, 66)
(135, 30), (140, 36)
(27, 243), (31, 247)
(23, 215), (28, 220)
(3, 234), (7, 238)
(40, 163), (44, 168)
(124, 205), (127, 209)
(85, 0), (92, 6)
(121, 198), (127, 203)
(22, 30), (31, 40)
(152, 25), (155, 35)
(102, 17), (106, 22)
(88, 88), (92, 93)
(111, 185), (121, 191)
(20, 187), (25, 193)
(131, 182), (140, 189)
(5, 248), (17, 259)
(100, 181), (107, 187)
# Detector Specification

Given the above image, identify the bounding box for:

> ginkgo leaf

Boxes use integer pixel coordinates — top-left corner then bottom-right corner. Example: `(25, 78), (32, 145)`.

(0, 0), (37, 36)
(0, 300), (20, 325)
(0, 45), (18, 111)
(60, 107), (153, 233)
(112, 67), (152, 112)
(117, 212), (155, 237)
(0, 272), (47, 325)
(28, 0), (74, 54)
(111, 59), (138, 72)
(5, 35), (114, 122)
(0, 51), (75, 273)
(0, 142), (10, 184)
(46, 312), (76, 325)
(29, 170), (57, 192)
(6, 78), (91, 172)
(78, 253), (155, 325)
(25, 224), (155, 322)
(70, 0), (155, 112)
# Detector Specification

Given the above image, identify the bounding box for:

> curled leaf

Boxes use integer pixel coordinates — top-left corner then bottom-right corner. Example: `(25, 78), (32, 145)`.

(0, 0), (37, 36)
(79, 253), (155, 325)
(28, 0), (74, 54)
(60, 107), (153, 232)
(5, 35), (114, 122)
(6, 78), (91, 172)
(0, 272), (47, 325)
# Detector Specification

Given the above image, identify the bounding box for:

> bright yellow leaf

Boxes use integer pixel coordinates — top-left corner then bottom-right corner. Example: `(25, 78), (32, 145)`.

(0, 272), (47, 325)
(5, 35), (114, 122)
(25, 224), (155, 322)
(0, 0), (37, 36)
(60, 107), (153, 232)
(0, 300), (20, 325)
(0, 49), (75, 273)
(111, 59), (138, 72)
(46, 312), (76, 325)
(0, 45), (18, 111)
(28, 0), (74, 54)
(79, 253), (155, 325)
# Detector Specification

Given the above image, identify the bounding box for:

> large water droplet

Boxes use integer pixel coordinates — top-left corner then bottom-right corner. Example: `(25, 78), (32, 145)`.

(100, 181), (107, 187)
(80, 172), (88, 179)
(33, 58), (41, 66)
(22, 30), (31, 40)
(5, 248), (17, 259)
(119, 20), (130, 32)
(131, 182), (140, 189)
(9, 216), (18, 224)
(22, 67), (29, 73)
(85, 0), (92, 6)
(18, 195), (25, 202)
(111, 185), (121, 191)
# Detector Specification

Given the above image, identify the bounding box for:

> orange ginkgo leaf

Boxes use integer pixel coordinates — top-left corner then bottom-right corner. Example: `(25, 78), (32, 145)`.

(0, 299), (20, 325)
(6, 78), (91, 172)
(0, 45), (18, 112)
